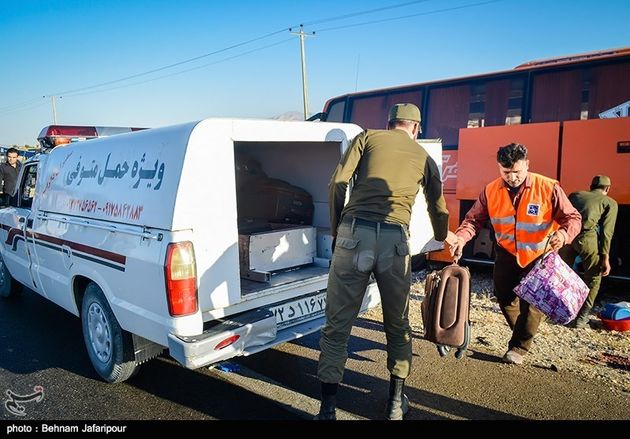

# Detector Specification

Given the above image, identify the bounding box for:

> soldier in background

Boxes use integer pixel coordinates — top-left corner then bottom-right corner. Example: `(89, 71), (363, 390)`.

(560, 175), (619, 329)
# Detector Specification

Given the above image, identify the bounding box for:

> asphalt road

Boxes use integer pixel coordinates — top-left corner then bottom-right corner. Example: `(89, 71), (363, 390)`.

(1, 288), (629, 424)
(0, 288), (298, 421)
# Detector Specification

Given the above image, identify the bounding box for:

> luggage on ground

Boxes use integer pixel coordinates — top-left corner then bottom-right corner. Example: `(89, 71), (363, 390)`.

(421, 263), (471, 358)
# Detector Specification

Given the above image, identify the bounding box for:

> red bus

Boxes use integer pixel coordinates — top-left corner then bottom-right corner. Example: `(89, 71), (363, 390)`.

(318, 47), (630, 280)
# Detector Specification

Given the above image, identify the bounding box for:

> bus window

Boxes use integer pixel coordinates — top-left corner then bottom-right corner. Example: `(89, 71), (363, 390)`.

(350, 95), (390, 129)
(467, 83), (485, 128)
(587, 63), (630, 118)
(530, 70), (584, 122)
(505, 78), (525, 125)
(326, 100), (346, 123)
(467, 78), (525, 128)
(348, 90), (422, 130)
(426, 84), (470, 147)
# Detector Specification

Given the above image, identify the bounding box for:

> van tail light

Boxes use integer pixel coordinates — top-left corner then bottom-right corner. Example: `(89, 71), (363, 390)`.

(165, 241), (198, 316)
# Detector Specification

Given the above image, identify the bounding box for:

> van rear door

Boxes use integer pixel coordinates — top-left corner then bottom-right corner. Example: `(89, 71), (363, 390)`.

(408, 139), (445, 255)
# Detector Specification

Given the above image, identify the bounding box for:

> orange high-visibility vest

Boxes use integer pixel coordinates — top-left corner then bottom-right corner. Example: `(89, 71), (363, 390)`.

(485, 173), (557, 267)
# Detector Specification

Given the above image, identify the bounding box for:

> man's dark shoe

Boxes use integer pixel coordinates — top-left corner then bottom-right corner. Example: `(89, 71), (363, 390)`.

(502, 348), (524, 365)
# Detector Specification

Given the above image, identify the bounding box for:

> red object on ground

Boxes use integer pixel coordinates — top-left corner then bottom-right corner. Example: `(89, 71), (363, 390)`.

(599, 316), (630, 332)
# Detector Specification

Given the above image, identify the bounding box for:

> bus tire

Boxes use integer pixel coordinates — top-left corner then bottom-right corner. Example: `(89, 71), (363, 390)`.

(81, 282), (140, 383)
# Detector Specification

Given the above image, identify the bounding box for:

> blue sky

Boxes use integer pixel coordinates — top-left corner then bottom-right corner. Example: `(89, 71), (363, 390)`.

(1, 0), (628, 145)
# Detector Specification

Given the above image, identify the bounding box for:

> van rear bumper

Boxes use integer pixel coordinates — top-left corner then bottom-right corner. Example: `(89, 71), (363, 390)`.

(167, 283), (381, 369)
(167, 308), (277, 369)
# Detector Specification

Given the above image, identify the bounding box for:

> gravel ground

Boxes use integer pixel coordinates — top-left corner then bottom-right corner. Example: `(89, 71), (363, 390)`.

(364, 267), (630, 394)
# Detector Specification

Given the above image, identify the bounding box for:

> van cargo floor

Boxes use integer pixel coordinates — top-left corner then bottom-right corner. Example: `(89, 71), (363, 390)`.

(240, 265), (329, 296)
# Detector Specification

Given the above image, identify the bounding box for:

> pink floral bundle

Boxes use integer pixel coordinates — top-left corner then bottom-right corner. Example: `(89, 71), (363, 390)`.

(514, 252), (589, 325)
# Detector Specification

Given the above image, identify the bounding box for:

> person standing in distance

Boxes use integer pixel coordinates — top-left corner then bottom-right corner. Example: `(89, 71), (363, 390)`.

(0, 148), (22, 206)
(446, 143), (581, 365)
(559, 175), (618, 328)
(315, 103), (451, 420)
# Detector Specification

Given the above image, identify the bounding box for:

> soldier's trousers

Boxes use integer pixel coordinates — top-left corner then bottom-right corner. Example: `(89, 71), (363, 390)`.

(559, 231), (602, 316)
(318, 217), (412, 384)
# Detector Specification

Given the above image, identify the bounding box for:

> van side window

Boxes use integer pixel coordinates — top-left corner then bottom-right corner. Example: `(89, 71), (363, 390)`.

(18, 164), (37, 209)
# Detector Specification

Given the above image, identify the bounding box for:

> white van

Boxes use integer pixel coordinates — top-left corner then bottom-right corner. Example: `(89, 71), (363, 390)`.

(0, 119), (442, 383)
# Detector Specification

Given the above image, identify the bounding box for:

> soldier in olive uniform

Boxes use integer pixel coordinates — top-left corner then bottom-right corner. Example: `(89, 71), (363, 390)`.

(315, 103), (451, 420)
(560, 175), (618, 329)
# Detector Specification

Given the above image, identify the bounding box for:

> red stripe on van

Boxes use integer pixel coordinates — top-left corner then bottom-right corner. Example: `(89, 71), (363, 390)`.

(1, 223), (125, 266)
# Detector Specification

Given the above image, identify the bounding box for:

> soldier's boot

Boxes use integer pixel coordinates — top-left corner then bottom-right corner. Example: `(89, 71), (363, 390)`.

(572, 305), (593, 329)
(313, 382), (337, 420)
(385, 376), (409, 420)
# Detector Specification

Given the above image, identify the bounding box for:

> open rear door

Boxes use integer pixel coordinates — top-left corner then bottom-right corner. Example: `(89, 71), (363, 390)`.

(408, 139), (444, 256)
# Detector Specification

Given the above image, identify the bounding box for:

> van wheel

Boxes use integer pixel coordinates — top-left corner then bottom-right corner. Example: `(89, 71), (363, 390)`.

(0, 256), (21, 299)
(81, 282), (140, 383)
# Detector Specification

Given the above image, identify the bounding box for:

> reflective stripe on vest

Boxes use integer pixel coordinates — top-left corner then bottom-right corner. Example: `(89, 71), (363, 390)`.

(485, 173), (557, 267)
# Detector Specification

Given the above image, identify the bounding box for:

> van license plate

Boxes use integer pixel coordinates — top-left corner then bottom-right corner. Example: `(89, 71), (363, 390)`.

(270, 292), (327, 329)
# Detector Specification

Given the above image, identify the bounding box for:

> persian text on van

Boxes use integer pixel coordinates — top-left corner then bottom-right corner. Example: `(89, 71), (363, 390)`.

(64, 153), (165, 190)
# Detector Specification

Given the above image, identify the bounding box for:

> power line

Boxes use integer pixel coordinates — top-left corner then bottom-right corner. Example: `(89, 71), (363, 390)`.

(62, 38), (294, 98)
(0, 0), (506, 117)
(0, 97), (44, 113)
(31, 0), (466, 99)
(0, 29), (292, 117)
(0, 37), (294, 117)
(52, 28), (290, 96)
(302, 0), (433, 26)
(0, 100), (47, 117)
(314, 0), (504, 33)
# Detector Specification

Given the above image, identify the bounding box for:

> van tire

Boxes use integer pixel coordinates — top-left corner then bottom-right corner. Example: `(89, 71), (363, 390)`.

(0, 256), (21, 299)
(81, 282), (140, 383)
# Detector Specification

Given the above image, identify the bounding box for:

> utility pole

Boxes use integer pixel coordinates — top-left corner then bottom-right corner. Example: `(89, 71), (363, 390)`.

(51, 96), (58, 124)
(44, 95), (59, 124)
(355, 54), (361, 92)
(290, 25), (315, 120)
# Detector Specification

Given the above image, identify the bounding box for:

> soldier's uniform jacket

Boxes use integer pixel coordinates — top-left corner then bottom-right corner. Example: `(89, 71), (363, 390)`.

(328, 128), (448, 240)
(568, 189), (618, 256)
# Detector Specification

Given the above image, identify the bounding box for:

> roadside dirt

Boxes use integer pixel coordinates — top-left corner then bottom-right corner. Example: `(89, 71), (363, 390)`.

(364, 268), (630, 394)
